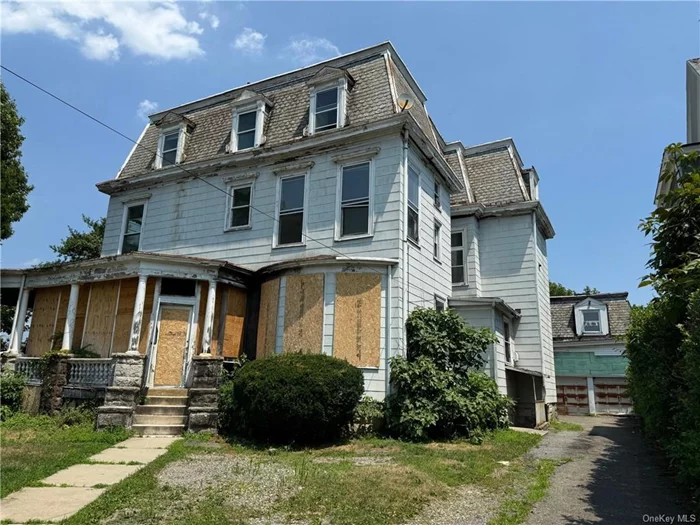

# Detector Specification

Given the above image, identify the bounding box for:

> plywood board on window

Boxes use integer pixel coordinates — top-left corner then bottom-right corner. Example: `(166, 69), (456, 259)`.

(26, 287), (63, 356)
(72, 285), (91, 352)
(283, 274), (324, 355)
(52, 286), (71, 350)
(256, 279), (280, 359)
(334, 273), (381, 368)
(153, 307), (190, 386)
(195, 281), (208, 354)
(81, 280), (120, 357)
(222, 286), (247, 358)
(112, 278), (136, 354)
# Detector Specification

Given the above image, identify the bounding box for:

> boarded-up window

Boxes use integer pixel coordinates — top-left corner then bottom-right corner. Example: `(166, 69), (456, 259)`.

(52, 287), (71, 350)
(221, 287), (247, 358)
(82, 280), (120, 357)
(283, 274), (324, 354)
(26, 286), (66, 356)
(333, 273), (381, 368)
(72, 284), (91, 351)
(111, 278), (156, 355)
(256, 279), (280, 358)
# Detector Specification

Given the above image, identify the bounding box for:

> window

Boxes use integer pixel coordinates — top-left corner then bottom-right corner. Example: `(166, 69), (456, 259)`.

(339, 162), (371, 237)
(582, 310), (602, 334)
(121, 204), (145, 254)
(407, 166), (420, 243)
(451, 231), (465, 284)
(236, 110), (257, 150)
(277, 175), (306, 245)
(433, 221), (441, 261)
(227, 184), (252, 229)
(504, 321), (512, 363)
(434, 181), (441, 209)
(160, 130), (180, 167)
(435, 297), (445, 312)
(314, 87), (338, 132)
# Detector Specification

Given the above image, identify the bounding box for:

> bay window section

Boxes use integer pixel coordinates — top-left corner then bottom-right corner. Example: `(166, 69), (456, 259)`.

(339, 162), (371, 237)
(277, 175), (306, 245)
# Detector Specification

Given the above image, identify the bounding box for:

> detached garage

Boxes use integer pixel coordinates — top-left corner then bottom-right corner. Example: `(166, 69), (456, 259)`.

(550, 292), (632, 415)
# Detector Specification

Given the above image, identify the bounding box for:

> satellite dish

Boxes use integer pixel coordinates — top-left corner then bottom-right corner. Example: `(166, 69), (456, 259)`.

(397, 93), (414, 112)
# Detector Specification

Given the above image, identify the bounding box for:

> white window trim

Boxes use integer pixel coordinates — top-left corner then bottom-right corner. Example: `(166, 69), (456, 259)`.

(581, 310), (604, 335)
(224, 181), (254, 232)
(407, 163), (421, 246)
(273, 171), (309, 248)
(155, 125), (185, 169)
(434, 181), (441, 210)
(574, 300), (609, 336)
(451, 227), (468, 286)
(230, 101), (266, 153)
(334, 159), (374, 241)
(434, 295), (446, 312)
(504, 320), (514, 364)
(308, 79), (347, 135)
(117, 199), (148, 255)
(433, 220), (442, 263)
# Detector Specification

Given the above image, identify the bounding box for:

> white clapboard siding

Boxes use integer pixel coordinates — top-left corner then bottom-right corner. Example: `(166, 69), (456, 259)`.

(536, 227), (556, 403)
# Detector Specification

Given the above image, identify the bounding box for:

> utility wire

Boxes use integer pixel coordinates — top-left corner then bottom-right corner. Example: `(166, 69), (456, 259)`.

(1, 65), (437, 309)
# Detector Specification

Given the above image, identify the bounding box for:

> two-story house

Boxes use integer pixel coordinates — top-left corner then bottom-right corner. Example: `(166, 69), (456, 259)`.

(3, 42), (556, 429)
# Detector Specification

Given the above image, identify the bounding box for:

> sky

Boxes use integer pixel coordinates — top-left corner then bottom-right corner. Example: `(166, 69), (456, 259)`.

(1, 1), (698, 306)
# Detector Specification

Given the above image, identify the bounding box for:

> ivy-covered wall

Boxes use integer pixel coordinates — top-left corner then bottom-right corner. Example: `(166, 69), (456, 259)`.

(554, 351), (628, 377)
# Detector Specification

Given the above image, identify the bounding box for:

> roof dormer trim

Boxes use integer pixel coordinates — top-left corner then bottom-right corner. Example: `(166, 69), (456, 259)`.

(574, 297), (609, 337)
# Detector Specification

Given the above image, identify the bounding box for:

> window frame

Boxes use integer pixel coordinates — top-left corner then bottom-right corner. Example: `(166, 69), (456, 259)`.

(433, 220), (442, 262)
(434, 181), (441, 209)
(224, 181), (254, 232)
(155, 125), (185, 169)
(335, 159), (374, 241)
(230, 101), (265, 153)
(450, 228), (467, 285)
(407, 164), (420, 245)
(435, 295), (446, 312)
(582, 309), (603, 335)
(118, 199), (148, 255)
(308, 79), (347, 135)
(504, 320), (513, 364)
(574, 299), (609, 336)
(273, 171), (309, 248)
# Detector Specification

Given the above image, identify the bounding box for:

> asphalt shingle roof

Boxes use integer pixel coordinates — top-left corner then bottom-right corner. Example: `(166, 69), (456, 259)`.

(550, 293), (631, 343)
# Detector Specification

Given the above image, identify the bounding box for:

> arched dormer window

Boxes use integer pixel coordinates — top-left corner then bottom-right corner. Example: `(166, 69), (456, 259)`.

(574, 298), (609, 336)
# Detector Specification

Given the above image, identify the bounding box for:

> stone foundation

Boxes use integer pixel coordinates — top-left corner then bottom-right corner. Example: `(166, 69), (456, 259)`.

(96, 354), (145, 431)
(40, 353), (72, 415)
(187, 355), (223, 432)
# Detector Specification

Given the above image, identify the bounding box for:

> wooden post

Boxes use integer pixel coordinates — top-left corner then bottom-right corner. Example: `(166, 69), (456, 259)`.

(201, 280), (217, 355)
(61, 284), (80, 350)
(127, 276), (148, 355)
(9, 288), (30, 355)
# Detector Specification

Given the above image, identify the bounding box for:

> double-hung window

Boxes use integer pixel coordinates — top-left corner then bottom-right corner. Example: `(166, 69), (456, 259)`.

(227, 184), (252, 229)
(339, 162), (371, 238)
(236, 111), (257, 151)
(504, 321), (512, 363)
(121, 203), (145, 254)
(582, 310), (602, 334)
(433, 221), (441, 261)
(434, 181), (441, 209)
(277, 175), (306, 245)
(407, 166), (420, 243)
(160, 130), (180, 167)
(314, 87), (338, 132)
(451, 231), (465, 284)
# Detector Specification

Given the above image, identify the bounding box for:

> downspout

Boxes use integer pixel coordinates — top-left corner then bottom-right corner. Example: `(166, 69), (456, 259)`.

(401, 127), (410, 354)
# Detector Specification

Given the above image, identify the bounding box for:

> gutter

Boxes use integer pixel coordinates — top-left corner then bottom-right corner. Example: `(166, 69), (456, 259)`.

(452, 201), (555, 239)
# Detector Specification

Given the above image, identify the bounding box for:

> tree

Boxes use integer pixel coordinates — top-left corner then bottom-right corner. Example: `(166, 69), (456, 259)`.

(1, 82), (33, 240)
(582, 286), (600, 295)
(550, 282), (575, 296)
(49, 215), (105, 262)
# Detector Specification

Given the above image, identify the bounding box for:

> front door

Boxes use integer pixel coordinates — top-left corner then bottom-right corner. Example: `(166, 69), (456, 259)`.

(153, 306), (192, 387)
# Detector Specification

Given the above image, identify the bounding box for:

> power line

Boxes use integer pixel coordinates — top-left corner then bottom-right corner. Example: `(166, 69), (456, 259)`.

(1, 65), (435, 309)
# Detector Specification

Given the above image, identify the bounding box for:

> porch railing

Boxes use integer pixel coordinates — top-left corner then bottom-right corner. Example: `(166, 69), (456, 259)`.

(15, 357), (42, 385)
(67, 358), (114, 388)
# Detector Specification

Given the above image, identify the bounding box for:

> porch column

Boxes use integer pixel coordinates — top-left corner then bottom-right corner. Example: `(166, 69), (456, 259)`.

(61, 284), (80, 350)
(127, 275), (148, 355)
(200, 279), (217, 355)
(8, 287), (31, 355)
(586, 376), (596, 414)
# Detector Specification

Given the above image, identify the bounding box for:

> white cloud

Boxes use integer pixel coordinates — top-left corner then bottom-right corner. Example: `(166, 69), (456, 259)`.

(284, 37), (340, 66)
(1, 1), (205, 61)
(22, 258), (41, 267)
(233, 27), (266, 55)
(137, 99), (159, 121)
(199, 11), (219, 30)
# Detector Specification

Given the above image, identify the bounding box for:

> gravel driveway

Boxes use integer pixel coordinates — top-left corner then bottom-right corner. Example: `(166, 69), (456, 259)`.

(525, 415), (690, 524)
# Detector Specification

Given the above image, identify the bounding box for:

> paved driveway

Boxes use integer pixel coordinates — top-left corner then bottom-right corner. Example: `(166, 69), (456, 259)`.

(526, 415), (692, 525)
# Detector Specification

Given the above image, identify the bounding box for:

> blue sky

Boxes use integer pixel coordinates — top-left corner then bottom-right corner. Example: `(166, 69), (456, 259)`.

(1, 1), (697, 305)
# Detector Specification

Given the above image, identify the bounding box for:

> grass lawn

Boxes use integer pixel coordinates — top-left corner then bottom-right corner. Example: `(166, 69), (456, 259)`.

(63, 430), (553, 525)
(0, 412), (130, 498)
(549, 420), (584, 432)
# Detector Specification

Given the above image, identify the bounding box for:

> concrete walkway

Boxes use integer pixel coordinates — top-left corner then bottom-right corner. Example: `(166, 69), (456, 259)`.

(1, 436), (179, 523)
(525, 416), (689, 524)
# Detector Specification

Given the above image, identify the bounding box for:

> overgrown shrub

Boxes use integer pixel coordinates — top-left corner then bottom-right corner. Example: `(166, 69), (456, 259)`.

(225, 353), (364, 445)
(387, 308), (511, 441)
(0, 371), (25, 420)
(353, 396), (385, 437)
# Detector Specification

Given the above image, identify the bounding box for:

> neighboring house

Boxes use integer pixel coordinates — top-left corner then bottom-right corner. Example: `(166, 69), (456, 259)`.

(551, 293), (631, 415)
(2, 41), (556, 429)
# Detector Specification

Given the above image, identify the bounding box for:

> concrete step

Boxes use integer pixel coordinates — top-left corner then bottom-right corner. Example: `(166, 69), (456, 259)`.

(145, 388), (188, 397)
(135, 405), (187, 416)
(144, 396), (189, 406)
(132, 424), (186, 436)
(133, 414), (187, 426)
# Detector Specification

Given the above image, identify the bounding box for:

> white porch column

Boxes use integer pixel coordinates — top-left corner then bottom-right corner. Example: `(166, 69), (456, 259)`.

(127, 275), (148, 355)
(61, 284), (80, 351)
(8, 288), (30, 355)
(586, 376), (596, 415)
(200, 280), (217, 355)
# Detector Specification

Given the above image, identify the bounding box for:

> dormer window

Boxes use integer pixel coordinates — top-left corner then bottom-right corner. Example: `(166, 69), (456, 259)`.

(574, 298), (609, 336)
(236, 111), (257, 150)
(156, 127), (183, 169)
(307, 70), (351, 135)
(229, 91), (271, 153)
(314, 87), (339, 131)
(582, 310), (602, 334)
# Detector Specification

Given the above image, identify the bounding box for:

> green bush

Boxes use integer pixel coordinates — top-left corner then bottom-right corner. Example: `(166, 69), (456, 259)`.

(387, 308), (511, 441)
(353, 396), (385, 437)
(225, 353), (364, 445)
(0, 371), (25, 420)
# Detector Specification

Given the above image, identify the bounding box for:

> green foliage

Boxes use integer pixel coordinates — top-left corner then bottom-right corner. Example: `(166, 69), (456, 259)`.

(353, 396), (385, 437)
(0, 82), (33, 240)
(49, 215), (106, 263)
(0, 371), (25, 420)
(224, 353), (364, 445)
(387, 308), (510, 441)
(582, 286), (600, 295)
(549, 282), (575, 296)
